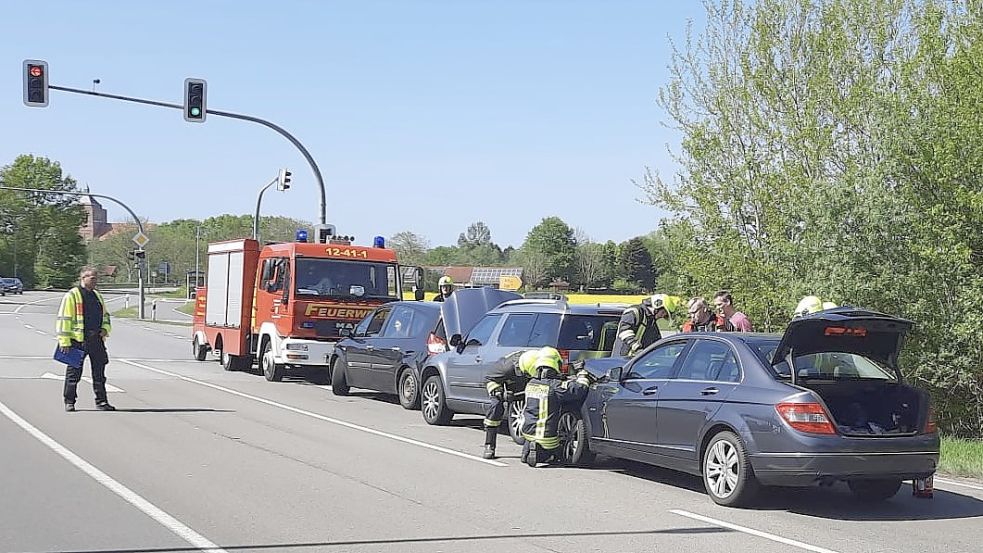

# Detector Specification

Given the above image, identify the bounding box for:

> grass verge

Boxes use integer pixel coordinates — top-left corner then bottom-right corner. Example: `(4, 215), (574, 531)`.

(939, 437), (983, 479)
(112, 306), (137, 318)
(177, 302), (196, 316)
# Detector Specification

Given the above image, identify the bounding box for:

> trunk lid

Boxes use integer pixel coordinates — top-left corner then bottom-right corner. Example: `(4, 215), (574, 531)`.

(773, 308), (913, 377)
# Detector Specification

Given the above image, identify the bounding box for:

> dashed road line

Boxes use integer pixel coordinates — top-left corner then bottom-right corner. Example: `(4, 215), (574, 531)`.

(119, 358), (507, 468)
(670, 510), (840, 553)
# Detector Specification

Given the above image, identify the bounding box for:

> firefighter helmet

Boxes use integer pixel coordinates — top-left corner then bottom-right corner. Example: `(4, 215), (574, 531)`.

(438, 276), (453, 287)
(651, 293), (681, 313)
(822, 301), (838, 310)
(794, 296), (823, 318)
(518, 350), (540, 378)
(534, 350), (561, 377)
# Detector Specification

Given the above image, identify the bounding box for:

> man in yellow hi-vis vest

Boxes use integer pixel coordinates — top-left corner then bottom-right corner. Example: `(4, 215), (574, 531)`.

(57, 266), (114, 412)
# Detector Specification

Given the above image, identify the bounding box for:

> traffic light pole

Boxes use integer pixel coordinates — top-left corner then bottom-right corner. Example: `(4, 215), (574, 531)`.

(253, 176), (278, 242)
(47, 85), (328, 225)
(0, 185), (148, 319)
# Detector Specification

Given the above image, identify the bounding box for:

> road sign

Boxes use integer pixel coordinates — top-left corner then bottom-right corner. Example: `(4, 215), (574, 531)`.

(499, 275), (523, 291)
(132, 231), (149, 248)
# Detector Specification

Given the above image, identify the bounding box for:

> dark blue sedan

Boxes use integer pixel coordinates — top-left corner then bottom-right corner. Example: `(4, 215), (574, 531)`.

(576, 308), (939, 507)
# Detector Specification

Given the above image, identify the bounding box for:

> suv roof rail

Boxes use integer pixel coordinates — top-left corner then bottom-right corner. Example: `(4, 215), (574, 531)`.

(593, 302), (631, 310)
(497, 298), (568, 309)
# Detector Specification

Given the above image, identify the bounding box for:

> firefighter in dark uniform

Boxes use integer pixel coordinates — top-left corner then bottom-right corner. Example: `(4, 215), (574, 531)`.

(611, 294), (678, 357)
(520, 347), (592, 467)
(482, 349), (538, 459)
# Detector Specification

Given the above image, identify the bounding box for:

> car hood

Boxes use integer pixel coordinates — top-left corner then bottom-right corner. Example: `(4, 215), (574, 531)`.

(440, 288), (522, 338)
(772, 308), (913, 368)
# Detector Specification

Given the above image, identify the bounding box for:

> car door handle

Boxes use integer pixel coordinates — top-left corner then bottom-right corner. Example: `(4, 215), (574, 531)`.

(475, 356), (482, 363)
(391, 347), (401, 352)
(642, 385), (659, 396)
(701, 387), (719, 395)
(366, 345), (374, 351)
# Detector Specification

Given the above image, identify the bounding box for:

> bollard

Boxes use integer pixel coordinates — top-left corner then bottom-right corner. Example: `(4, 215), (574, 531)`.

(124, 294), (130, 309)
(152, 299), (158, 322)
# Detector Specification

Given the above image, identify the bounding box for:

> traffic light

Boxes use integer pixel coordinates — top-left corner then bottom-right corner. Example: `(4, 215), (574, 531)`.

(128, 249), (147, 268)
(184, 78), (207, 122)
(277, 168), (292, 191)
(23, 60), (49, 107)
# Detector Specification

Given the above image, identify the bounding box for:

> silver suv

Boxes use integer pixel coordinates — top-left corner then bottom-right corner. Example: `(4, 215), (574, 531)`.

(418, 298), (625, 441)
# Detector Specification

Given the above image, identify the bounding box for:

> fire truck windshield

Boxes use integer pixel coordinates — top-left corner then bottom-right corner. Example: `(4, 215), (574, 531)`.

(295, 258), (400, 300)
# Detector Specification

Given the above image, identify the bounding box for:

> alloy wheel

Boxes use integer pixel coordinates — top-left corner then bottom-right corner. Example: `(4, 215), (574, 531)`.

(422, 381), (440, 421)
(705, 440), (740, 499)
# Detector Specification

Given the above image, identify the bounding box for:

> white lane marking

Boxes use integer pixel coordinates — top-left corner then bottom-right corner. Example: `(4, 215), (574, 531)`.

(0, 399), (226, 553)
(936, 477), (983, 492)
(40, 372), (125, 393)
(24, 324), (33, 329)
(669, 510), (840, 553)
(14, 295), (60, 314)
(119, 359), (507, 468)
(35, 330), (46, 335)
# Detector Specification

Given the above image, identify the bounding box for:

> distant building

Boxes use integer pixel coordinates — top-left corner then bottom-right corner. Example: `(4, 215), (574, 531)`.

(79, 195), (112, 240)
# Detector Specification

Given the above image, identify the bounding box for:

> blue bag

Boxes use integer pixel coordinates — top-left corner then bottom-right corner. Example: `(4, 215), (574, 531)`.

(54, 345), (85, 367)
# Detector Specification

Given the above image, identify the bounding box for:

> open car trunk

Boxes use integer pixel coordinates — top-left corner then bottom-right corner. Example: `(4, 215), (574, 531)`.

(798, 380), (927, 437)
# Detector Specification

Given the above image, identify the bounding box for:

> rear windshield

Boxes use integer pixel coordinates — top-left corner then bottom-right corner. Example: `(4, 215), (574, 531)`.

(749, 339), (897, 381)
(505, 313), (619, 351)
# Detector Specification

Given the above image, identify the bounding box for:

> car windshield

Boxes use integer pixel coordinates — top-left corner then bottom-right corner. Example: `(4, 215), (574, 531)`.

(294, 258), (399, 300)
(749, 339), (897, 381)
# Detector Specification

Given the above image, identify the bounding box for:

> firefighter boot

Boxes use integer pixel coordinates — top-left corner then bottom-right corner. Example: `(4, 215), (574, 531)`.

(482, 427), (498, 460)
(525, 443), (540, 468)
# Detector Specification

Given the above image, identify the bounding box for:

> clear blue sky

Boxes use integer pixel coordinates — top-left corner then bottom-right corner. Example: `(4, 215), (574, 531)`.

(2, 1), (704, 249)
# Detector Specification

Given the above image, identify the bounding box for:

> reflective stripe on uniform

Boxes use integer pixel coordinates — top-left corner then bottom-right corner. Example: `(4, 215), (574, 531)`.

(483, 418), (501, 427)
(618, 329), (635, 340)
(486, 381), (503, 393)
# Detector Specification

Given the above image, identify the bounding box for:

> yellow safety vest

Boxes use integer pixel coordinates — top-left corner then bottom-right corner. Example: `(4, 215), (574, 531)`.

(56, 287), (111, 347)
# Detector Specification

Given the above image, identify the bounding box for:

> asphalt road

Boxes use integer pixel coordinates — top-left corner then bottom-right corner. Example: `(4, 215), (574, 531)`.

(1, 291), (981, 553)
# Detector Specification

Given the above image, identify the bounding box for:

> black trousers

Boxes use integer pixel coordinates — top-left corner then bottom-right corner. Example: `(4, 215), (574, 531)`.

(63, 336), (109, 404)
(484, 395), (506, 428)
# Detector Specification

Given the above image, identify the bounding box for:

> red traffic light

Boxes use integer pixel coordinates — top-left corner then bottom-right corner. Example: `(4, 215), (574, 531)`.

(29, 66), (43, 78)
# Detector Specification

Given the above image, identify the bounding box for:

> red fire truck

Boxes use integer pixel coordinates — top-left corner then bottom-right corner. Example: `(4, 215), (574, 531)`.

(191, 234), (421, 381)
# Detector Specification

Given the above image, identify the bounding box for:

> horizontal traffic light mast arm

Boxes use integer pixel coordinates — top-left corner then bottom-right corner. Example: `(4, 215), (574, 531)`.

(48, 84), (328, 225)
(0, 185), (145, 237)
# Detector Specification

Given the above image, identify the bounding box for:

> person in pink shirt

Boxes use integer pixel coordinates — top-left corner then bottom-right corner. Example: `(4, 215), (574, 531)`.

(713, 290), (753, 332)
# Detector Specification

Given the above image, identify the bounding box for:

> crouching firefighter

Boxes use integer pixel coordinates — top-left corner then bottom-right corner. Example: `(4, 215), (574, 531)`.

(520, 347), (592, 467)
(482, 349), (539, 459)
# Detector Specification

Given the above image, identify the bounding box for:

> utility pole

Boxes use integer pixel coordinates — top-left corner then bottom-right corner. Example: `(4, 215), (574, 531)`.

(0, 186), (149, 319)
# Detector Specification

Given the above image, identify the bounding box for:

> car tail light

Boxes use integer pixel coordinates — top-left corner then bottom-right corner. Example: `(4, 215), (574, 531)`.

(558, 349), (570, 374)
(427, 333), (447, 356)
(776, 402), (837, 435)
(924, 405), (938, 434)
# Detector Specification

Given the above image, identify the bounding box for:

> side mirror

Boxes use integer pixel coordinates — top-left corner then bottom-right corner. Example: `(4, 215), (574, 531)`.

(607, 366), (623, 382)
(449, 334), (462, 347)
(414, 287), (425, 301)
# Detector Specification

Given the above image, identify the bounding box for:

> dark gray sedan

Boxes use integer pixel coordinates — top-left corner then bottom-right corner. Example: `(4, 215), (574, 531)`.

(577, 308), (939, 507)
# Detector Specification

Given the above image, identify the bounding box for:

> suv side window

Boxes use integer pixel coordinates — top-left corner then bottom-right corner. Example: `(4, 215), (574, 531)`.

(627, 341), (688, 380)
(527, 313), (561, 347)
(497, 313), (537, 347)
(465, 314), (502, 348)
(675, 340), (740, 382)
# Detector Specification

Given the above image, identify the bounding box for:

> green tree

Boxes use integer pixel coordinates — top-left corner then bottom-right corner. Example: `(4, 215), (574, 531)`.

(522, 216), (577, 284)
(390, 231), (430, 267)
(0, 155), (86, 288)
(640, 0), (983, 436)
(618, 237), (655, 291)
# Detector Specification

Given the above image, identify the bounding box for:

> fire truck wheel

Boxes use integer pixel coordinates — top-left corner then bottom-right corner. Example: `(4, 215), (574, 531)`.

(192, 337), (208, 361)
(261, 341), (284, 382)
(331, 357), (351, 395)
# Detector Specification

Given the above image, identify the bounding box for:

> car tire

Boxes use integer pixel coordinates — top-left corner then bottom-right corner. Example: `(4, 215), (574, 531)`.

(557, 411), (595, 466)
(192, 336), (208, 361)
(421, 375), (453, 425)
(331, 357), (351, 396)
(260, 341), (284, 382)
(702, 431), (759, 507)
(507, 399), (526, 445)
(847, 479), (902, 502)
(397, 367), (421, 410)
